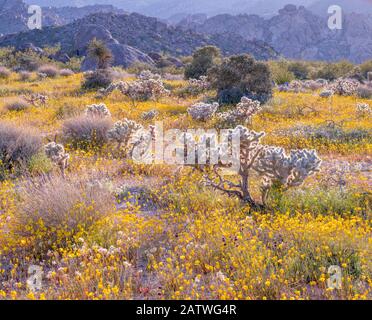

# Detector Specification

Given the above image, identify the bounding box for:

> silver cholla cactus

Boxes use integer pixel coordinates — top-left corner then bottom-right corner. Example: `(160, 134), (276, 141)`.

(44, 142), (70, 176)
(187, 102), (219, 121)
(356, 102), (371, 117)
(85, 103), (111, 118)
(107, 119), (143, 149)
(328, 78), (359, 96)
(218, 97), (261, 125)
(254, 147), (322, 188)
(138, 70), (162, 81)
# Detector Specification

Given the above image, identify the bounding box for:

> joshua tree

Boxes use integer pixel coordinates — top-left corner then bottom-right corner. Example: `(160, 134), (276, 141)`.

(87, 38), (113, 70)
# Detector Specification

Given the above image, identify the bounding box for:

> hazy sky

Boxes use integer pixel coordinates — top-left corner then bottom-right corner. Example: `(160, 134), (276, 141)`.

(22, 0), (372, 18)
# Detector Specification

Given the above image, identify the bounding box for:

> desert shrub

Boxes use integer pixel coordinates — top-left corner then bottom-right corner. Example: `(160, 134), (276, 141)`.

(185, 46), (221, 79)
(62, 116), (112, 149)
(359, 60), (372, 79)
(208, 54), (273, 104)
(4, 97), (31, 111)
(312, 61), (354, 81)
(282, 122), (370, 143)
(28, 152), (53, 175)
(272, 68), (295, 85)
(82, 69), (114, 90)
(18, 70), (32, 81)
(14, 176), (113, 255)
(0, 66), (11, 79)
(37, 65), (59, 78)
(59, 69), (74, 77)
(356, 84), (372, 99)
(0, 122), (42, 178)
(288, 61), (310, 80)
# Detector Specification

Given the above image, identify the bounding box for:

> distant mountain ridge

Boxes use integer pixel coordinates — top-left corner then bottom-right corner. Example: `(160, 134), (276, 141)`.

(0, 1), (125, 36)
(0, 11), (279, 61)
(177, 4), (372, 63)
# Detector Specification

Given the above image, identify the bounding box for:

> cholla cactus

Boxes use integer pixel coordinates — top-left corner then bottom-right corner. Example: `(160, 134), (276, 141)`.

(187, 76), (210, 95)
(107, 119), (143, 152)
(329, 78), (359, 96)
(356, 102), (371, 117)
(218, 97), (261, 125)
(288, 80), (303, 93)
(255, 147), (321, 187)
(187, 102), (219, 121)
(203, 126), (266, 206)
(21, 93), (48, 107)
(85, 103), (111, 118)
(44, 142), (70, 177)
(138, 70), (162, 81)
(141, 109), (159, 121)
(97, 81), (128, 97)
(197, 124), (322, 208)
(97, 79), (169, 105)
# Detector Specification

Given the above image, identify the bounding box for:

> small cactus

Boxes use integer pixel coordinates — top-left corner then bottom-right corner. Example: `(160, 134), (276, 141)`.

(187, 102), (219, 121)
(85, 103), (111, 118)
(44, 142), (70, 177)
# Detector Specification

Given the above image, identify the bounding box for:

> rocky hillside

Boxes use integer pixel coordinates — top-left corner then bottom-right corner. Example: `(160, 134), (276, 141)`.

(0, 12), (279, 60)
(178, 4), (372, 63)
(0, 0), (125, 36)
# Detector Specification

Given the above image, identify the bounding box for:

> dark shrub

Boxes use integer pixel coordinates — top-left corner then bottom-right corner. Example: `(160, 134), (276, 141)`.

(18, 70), (32, 81)
(37, 65), (59, 78)
(4, 98), (31, 111)
(357, 84), (372, 99)
(0, 122), (42, 178)
(0, 66), (11, 79)
(184, 46), (221, 79)
(62, 115), (112, 149)
(82, 69), (114, 90)
(208, 54), (273, 104)
(288, 61), (310, 80)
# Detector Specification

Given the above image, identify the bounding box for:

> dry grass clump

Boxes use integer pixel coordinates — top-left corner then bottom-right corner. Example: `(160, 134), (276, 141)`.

(3, 97), (31, 111)
(14, 176), (114, 253)
(62, 115), (112, 149)
(0, 66), (11, 79)
(59, 69), (74, 77)
(37, 65), (59, 78)
(18, 70), (33, 81)
(0, 122), (42, 177)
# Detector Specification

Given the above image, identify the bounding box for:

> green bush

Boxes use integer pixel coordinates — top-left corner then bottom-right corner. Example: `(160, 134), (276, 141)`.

(184, 46), (221, 79)
(208, 54), (273, 104)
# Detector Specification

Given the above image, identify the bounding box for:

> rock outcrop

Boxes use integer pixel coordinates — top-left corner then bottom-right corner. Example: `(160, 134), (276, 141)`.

(178, 4), (372, 63)
(0, 12), (279, 61)
(76, 25), (154, 71)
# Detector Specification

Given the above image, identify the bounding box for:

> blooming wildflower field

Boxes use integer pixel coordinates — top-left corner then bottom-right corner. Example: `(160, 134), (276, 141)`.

(0, 71), (370, 301)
